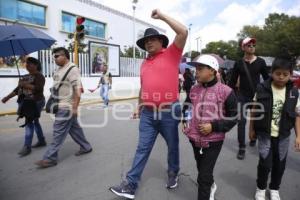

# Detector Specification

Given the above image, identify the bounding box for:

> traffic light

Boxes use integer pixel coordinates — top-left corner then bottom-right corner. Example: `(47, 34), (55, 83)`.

(76, 16), (85, 40)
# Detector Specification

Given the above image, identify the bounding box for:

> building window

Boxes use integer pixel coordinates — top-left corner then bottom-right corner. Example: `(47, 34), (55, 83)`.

(62, 12), (75, 33)
(0, 0), (46, 26)
(62, 12), (105, 39)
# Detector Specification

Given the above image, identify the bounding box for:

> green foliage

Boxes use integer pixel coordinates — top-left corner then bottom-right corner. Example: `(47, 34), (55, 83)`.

(201, 13), (300, 60)
(67, 42), (87, 53)
(122, 46), (144, 58)
(201, 40), (239, 60)
(237, 13), (300, 58)
(183, 51), (201, 60)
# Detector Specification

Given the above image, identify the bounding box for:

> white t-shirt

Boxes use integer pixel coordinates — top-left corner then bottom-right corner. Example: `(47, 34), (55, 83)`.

(270, 84), (286, 137)
(253, 84), (300, 137)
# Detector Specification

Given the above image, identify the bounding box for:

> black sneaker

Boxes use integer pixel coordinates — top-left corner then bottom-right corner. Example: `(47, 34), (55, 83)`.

(32, 141), (47, 148)
(109, 181), (135, 199)
(237, 149), (245, 160)
(249, 140), (256, 147)
(18, 146), (31, 157)
(166, 172), (178, 189)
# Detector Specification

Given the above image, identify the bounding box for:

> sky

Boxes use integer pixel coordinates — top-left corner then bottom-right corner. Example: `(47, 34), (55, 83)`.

(95, 0), (300, 52)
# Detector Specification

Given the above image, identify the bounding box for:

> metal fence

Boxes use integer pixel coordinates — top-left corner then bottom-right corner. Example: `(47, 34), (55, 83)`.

(38, 50), (143, 77)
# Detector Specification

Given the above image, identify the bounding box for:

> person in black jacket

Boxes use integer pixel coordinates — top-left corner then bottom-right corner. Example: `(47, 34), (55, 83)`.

(182, 68), (195, 114)
(228, 37), (269, 160)
(249, 57), (300, 200)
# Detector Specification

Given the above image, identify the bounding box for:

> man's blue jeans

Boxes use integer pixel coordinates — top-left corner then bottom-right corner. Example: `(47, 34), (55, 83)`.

(126, 102), (181, 190)
(100, 84), (109, 105)
(24, 99), (46, 147)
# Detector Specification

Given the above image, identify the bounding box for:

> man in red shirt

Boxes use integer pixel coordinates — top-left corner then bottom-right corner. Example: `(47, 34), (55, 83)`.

(110, 9), (187, 199)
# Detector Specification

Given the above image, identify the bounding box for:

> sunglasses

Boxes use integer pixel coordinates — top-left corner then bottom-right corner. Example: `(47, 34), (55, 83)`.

(53, 54), (63, 59)
(246, 44), (256, 48)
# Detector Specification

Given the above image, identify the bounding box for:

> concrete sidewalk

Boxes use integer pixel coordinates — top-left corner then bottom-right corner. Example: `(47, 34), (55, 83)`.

(0, 89), (139, 116)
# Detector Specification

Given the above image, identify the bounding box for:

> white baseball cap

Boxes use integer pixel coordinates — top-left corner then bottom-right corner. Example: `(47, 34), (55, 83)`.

(241, 37), (256, 47)
(187, 54), (219, 71)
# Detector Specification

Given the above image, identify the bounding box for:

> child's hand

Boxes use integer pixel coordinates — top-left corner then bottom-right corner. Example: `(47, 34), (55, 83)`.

(295, 137), (300, 152)
(88, 89), (96, 93)
(198, 123), (212, 135)
(249, 129), (256, 141)
(181, 121), (187, 133)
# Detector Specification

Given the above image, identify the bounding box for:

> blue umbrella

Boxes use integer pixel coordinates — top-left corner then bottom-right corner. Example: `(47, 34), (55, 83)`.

(179, 62), (193, 74)
(0, 24), (56, 76)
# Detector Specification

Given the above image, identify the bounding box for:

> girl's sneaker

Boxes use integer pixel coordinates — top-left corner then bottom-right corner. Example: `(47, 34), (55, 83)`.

(270, 190), (281, 200)
(255, 188), (266, 200)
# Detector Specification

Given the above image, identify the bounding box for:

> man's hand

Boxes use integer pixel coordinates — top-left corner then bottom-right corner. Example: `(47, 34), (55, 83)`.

(197, 123), (212, 135)
(132, 107), (141, 119)
(295, 137), (300, 152)
(249, 129), (256, 141)
(151, 9), (164, 20)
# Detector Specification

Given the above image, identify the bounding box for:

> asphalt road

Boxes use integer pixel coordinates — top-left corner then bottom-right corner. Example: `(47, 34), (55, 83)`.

(0, 100), (299, 200)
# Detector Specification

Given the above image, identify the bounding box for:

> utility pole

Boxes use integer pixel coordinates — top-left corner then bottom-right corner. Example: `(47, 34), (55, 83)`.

(132, 0), (138, 63)
(195, 36), (201, 54)
(188, 23), (192, 58)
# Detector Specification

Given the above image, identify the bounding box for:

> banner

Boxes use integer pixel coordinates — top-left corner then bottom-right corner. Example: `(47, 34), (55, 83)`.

(89, 41), (120, 77)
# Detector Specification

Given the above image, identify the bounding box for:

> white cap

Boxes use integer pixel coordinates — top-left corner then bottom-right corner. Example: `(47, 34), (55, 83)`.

(241, 37), (256, 47)
(187, 54), (219, 71)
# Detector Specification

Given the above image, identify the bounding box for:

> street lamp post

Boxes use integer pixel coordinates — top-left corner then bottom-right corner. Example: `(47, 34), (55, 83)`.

(195, 36), (201, 53)
(132, 0), (138, 63)
(188, 23), (192, 58)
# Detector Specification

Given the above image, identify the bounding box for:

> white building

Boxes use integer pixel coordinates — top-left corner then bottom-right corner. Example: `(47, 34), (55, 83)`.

(0, 0), (165, 51)
(0, 0), (164, 99)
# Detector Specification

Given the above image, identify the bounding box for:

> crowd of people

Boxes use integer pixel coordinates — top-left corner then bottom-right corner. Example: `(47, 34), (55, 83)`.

(1, 9), (300, 200)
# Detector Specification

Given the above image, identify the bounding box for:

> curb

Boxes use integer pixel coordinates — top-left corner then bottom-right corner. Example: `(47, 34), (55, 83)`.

(0, 96), (138, 117)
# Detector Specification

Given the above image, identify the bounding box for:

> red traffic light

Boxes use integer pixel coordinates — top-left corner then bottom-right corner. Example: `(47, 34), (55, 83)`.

(76, 17), (85, 25)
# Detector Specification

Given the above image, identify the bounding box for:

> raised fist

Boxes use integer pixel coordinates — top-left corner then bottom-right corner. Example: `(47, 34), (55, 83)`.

(151, 9), (162, 19)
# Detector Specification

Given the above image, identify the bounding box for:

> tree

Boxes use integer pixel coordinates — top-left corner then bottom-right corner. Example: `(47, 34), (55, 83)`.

(237, 13), (300, 58)
(122, 46), (144, 58)
(66, 33), (87, 53)
(183, 51), (201, 60)
(201, 40), (239, 60)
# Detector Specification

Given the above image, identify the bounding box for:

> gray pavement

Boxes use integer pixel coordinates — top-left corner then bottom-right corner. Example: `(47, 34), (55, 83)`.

(0, 99), (299, 200)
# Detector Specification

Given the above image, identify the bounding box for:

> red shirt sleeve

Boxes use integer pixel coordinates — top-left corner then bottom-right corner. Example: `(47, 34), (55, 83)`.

(165, 43), (183, 63)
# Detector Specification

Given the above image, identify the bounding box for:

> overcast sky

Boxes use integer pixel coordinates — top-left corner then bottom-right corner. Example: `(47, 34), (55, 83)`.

(95, 0), (300, 52)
